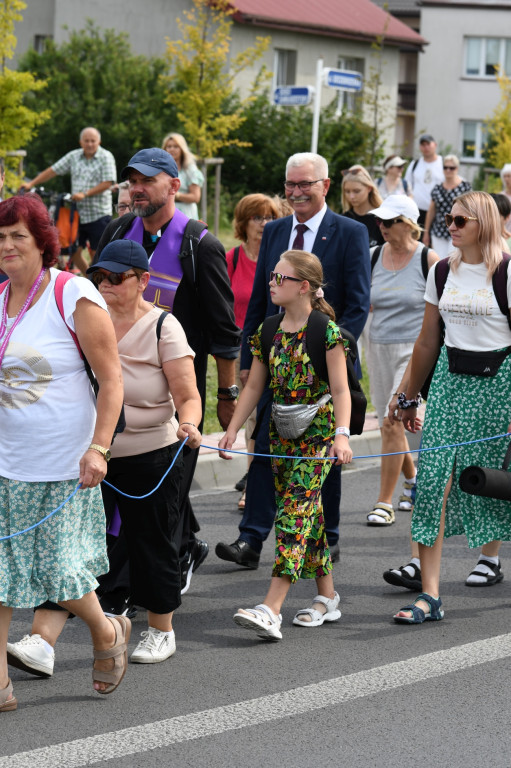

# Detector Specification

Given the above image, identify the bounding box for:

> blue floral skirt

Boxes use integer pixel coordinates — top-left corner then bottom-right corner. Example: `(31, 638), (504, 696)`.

(412, 346), (511, 548)
(0, 477), (108, 608)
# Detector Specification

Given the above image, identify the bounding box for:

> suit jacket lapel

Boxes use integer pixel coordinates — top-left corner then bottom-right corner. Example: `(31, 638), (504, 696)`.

(311, 208), (335, 260)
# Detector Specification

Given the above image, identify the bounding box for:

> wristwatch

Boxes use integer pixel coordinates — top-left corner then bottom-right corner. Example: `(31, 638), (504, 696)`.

(217, 385), (239, 400)
(89, 443), (111, 461)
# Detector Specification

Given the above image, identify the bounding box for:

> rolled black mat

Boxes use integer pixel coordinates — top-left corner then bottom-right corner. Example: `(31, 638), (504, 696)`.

(459, 465), (511, 501)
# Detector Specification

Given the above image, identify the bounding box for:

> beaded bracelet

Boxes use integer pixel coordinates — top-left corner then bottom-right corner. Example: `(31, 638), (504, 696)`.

(180, 422), (196, 428)
(397, 392), (422, 410)
(397, 392), (421, 409)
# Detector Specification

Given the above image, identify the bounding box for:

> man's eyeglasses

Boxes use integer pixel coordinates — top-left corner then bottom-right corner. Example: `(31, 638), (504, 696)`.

(443, 166), (457, 171)
(444, 214), (478, 228)
(283, 179), (324, 192)
(269, 271), (302, 286)
(375, 217), (403, 228)
(91, 271), (138, 287)
(115, 203), (131, 213)
(251, 215), (276, 223)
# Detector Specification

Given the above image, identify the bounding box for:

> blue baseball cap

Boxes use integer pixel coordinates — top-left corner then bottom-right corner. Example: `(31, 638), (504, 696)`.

(120, 148), (178, 180)
(87, 240), (149, 274)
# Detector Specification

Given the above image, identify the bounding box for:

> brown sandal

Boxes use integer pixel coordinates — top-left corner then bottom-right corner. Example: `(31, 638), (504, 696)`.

(0, 678), (17, 712)
(93, 615), (131, 695)
(238, 491), (246, 510)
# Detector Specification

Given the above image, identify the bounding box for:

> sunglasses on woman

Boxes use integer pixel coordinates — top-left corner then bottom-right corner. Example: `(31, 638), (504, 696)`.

(443, 165), (457, 171)
(91, 270), (137, 287)
(269, 271), (302, 286)
(444, 214), (478, 228)
(375, 217), (403, 228)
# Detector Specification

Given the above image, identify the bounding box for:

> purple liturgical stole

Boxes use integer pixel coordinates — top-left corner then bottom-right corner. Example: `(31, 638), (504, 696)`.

(124, 209), (194, 312)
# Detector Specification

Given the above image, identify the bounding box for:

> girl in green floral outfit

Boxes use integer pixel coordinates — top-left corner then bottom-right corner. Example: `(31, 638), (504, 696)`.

(219, 250), (352, 641)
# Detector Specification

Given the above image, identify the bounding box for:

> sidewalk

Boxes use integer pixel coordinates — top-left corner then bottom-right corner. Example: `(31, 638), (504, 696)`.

(192, 411), (388, 493)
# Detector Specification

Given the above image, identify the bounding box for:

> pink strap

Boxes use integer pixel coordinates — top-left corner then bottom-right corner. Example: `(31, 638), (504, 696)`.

(54, 271), (84, 359)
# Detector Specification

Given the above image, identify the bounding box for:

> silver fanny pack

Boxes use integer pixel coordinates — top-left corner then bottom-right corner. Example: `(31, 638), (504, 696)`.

(271, 394), (332, 439)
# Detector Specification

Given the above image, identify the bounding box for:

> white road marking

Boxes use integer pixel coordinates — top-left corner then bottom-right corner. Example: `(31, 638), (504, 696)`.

(2, 633), (510, 768)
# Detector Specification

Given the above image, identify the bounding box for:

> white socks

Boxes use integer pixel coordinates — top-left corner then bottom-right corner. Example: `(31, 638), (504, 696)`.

(466, 554), (499, 584)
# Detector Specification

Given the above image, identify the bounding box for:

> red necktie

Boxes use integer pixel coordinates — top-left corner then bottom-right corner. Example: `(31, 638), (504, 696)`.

(292, 223), (308, 250)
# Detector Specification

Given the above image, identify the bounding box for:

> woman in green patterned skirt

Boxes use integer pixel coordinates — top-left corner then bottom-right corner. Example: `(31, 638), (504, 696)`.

(393, 191), (511, 624)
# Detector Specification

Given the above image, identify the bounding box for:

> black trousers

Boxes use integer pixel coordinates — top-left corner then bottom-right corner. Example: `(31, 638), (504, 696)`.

(38, 443), (183, 616)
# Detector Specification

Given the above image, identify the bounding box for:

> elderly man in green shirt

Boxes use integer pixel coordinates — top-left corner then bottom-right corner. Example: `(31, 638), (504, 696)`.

(20, 127), (116, 273)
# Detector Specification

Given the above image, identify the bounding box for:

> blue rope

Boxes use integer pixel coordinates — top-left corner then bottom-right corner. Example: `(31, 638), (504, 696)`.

(0, 437), (189, 542)
(102, 435), (188, 499)
(0, 483), (82, 542)
(203, 431), (511, 461)
(2, 433), (509, 542)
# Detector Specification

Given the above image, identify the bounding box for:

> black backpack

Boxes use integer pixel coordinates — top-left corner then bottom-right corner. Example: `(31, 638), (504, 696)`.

(260, 309), (367, 435)
(420, 254), (511, 398)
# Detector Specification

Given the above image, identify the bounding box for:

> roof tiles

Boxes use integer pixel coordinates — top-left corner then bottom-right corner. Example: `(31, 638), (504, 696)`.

(231, 0), (425, 46)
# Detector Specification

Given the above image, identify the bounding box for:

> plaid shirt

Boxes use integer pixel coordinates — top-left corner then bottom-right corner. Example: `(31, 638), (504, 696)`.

(52, 146), (117, 224)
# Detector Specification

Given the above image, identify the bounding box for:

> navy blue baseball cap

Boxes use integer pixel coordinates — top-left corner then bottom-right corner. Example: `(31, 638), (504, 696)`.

(120, 147), (179, 180)
(86, 240), (149, 274)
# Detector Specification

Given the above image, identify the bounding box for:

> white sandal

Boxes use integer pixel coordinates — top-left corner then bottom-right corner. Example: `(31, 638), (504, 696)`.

(367, 502), (395, 526)
(292, 592), (341, 627)
(233, 604), (283, 641)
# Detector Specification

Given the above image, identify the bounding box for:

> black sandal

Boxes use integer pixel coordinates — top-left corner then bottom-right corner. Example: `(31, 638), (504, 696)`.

(383, 562), (422, 591)
(465, 559), (503, 587)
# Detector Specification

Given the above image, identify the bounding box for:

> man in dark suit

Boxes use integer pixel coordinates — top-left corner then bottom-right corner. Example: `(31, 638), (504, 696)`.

(215, 152), (370, 568)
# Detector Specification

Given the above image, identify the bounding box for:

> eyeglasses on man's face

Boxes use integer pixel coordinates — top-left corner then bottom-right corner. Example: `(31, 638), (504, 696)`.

(283, 179), (324, 192)
(91, 270), (138, 287)
(115, 203), (131, 213)
(269, 271), (302, 286)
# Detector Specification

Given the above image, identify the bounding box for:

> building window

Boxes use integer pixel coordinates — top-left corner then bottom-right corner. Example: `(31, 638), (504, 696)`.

(336, 57), (365, 114)
(464, 37), (511, 77)
(461, 121), (486, 161)
(273, 49), (297, 87)
(34, 35), (52, 54)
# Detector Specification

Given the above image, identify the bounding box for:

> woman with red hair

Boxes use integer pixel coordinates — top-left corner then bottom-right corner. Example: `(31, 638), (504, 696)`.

(0, 195), (126, 711)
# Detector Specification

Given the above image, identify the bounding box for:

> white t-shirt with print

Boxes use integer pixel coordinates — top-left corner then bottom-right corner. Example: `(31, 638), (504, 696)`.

(0, 268), (108, 481)
(424, 260), (511, 351)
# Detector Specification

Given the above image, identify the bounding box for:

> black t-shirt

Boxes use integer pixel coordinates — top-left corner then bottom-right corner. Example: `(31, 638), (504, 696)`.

(343, 210), (384, 248)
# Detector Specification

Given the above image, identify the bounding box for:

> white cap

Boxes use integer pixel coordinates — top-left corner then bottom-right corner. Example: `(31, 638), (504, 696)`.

(384, 156), (406, 170)
(369, 195), (420, 223)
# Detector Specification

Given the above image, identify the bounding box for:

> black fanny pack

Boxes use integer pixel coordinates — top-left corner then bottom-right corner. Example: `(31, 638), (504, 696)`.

(446, 345), (511, 377)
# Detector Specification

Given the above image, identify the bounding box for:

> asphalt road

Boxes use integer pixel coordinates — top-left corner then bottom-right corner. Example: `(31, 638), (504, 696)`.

(1, 460), (511, 768)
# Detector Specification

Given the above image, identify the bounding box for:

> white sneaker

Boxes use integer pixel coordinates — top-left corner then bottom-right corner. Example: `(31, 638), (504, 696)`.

(130, 627), (176, 664)
(6, 634), (55, 677)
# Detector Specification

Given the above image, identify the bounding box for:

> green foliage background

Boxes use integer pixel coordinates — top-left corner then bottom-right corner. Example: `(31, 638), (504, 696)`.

(18, 22), (178, 183)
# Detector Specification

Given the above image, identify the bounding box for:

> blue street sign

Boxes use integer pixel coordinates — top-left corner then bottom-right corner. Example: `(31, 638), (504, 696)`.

(273, 86), (313, 107)
(324, 68), (363, 92)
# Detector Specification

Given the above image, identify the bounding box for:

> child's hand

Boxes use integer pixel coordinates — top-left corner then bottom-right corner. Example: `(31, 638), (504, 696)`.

(329, 435), (353, 465)
(218, 431), (237, 460)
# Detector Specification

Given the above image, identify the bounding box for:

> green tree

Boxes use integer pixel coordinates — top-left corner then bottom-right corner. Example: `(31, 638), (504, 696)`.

(0, 0), (49, 190)
(484, 71), (511, 172)
(362, 8), (392, 174)
(18, 22), (178, 181)
(221, 91), (373, 210)
(162, 0), (270, 159)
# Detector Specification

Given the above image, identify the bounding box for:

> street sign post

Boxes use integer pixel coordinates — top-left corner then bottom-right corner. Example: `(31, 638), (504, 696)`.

(323, 68), (363, 92)
(311, 61), (364, 152)
(273, 86), (314, 107)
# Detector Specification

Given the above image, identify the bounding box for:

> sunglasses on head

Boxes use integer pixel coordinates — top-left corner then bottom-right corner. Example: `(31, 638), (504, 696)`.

(444, 214), (478, 228)
(375, 217), (403, 228)
(91, 270), (137, 287)
(269, 271), (302, 286)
